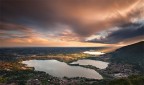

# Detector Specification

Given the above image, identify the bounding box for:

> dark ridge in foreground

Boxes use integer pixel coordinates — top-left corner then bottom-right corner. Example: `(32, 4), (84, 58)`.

(110, 41), (144, 73)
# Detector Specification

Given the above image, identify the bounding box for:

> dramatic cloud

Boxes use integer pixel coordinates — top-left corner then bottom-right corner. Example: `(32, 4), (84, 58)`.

(0, 22), (110, 47)
(0, 0), (144, 47)
(0, 22), (38, 39)
(86, 22), (144, 44)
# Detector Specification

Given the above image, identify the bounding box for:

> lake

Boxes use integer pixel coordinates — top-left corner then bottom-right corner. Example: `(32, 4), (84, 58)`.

(70, 59), (109, 69)
(22, 59), (108, 79)
(83, 51), (105, 55)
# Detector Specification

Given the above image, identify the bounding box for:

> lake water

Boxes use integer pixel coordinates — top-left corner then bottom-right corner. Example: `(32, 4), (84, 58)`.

(22, 59), (105, 79)
(83, 51), (105, 55)
(70, 59), (109, 69)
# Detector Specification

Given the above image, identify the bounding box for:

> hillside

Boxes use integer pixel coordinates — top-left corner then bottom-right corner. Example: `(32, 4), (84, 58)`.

(110, 41), (144, 72)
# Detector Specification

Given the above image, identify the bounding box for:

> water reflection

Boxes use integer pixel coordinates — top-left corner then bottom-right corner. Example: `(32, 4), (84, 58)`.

(22, 60), (103, 79)
(83, 51), (105, 55)
(71, 59), (109, 69)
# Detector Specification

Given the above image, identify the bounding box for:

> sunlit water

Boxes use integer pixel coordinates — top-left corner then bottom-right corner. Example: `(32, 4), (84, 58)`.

(70, 59), (109, 69)
(83, 51), (105, 55)
(22, 60), (103, 79)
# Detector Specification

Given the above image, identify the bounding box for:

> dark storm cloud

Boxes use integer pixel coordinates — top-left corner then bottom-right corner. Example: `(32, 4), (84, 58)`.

(0, 0), (142, 36)
(87, 23), (144, 44)
(0, 0), (59, 27)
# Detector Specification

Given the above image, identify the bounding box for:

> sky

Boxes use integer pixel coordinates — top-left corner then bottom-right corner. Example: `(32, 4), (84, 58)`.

(0, 0), (144, 47)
